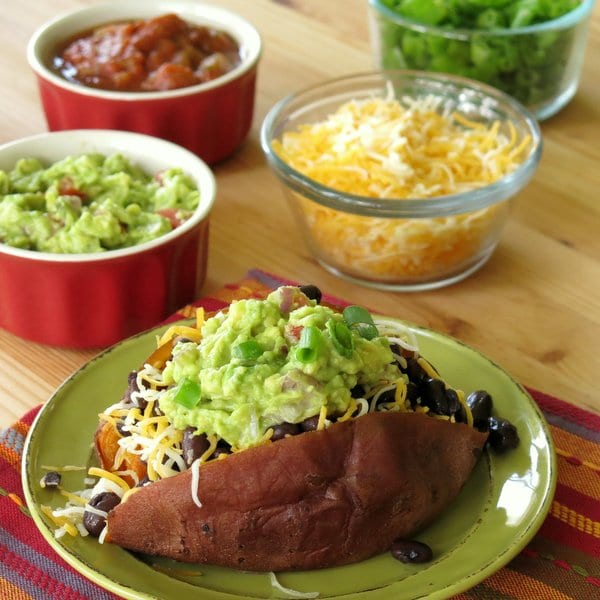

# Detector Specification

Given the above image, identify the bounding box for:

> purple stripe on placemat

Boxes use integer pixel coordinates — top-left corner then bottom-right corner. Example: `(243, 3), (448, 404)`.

(543, 412), (600, 444)
(531, 388), (600, 443)
(0, 526), (115, 599)
(0, 556), (57, 600)
(533, 388), (600, 431)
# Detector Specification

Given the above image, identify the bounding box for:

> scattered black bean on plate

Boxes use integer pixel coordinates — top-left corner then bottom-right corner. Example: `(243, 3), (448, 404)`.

(466, 390), (494, 431)
(40, 471), (61, 489)
(390, 539), (433, 564)
(83, 491), (121, 537)
(487, 417), (520, 453)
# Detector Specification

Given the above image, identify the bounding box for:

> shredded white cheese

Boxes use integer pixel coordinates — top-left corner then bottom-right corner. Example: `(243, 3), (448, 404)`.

(98, 524), (109, 545)
(190, 458), (202, 509)
(354, 397), (369, 417)
(268, 572), (319, 599)
(372, 318), (419, 353)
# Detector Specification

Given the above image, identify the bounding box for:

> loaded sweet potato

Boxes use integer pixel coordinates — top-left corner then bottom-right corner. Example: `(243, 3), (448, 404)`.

(43, 285), (518, 571)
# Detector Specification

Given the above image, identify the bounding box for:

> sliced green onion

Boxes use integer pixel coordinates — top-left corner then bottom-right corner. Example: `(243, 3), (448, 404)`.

(173, 378), (201, 409)
(233, 340), (263, 361)
(327, 319), (354, 358)
(343, 305), (379, 340)
(343, 306), (375, 326)
(296, 326), (323, 363)
(354, 322), (379, 340)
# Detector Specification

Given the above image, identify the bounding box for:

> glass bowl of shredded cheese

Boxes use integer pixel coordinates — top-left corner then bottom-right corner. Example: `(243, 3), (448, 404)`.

(261, 70), (542, 291)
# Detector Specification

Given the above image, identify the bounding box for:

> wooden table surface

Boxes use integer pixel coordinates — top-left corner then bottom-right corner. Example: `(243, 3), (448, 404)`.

(0, 0), (599, 428)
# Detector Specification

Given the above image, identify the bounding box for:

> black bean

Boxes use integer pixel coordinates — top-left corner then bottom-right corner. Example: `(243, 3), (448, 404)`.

(212, 446), (231, 459)
(390, 539), (433, 564)
(182, 428), (210, 466)
(300, 415), (320, 432)
(376, 388), (396, 408)
(405, 358), (427, 383)
(271, 422), (300, 441)
(116, 419), (131, 437)
(83, 492), (121, 537)
(299, 285), (322, 304)
(40, 471), (61, 489)
(467, 390), (494, 431)
(121, 371), (141, 406)
(351, 384), (366, 398)
(406, 381), (420, 405)
(444, 388), (460, 418)
(487, 417), (519, 453)
(421, 378), (448, 415)
(133, 396), (148, 411)
(391, 344), (416, 360)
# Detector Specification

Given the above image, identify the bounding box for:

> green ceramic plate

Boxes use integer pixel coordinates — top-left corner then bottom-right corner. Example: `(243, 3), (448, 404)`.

(22, 318), (556, 600)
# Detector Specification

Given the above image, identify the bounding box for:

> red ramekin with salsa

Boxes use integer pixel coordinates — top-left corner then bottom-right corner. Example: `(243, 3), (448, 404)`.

(27, 0), (262, 164)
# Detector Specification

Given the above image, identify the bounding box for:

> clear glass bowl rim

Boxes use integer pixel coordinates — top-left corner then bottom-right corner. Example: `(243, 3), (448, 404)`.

(260, 70), (542, 219)
(368, 0), (596, 38)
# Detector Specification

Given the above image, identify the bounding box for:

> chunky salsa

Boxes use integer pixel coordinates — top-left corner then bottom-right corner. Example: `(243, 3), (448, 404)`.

(52, 13), (241, 92)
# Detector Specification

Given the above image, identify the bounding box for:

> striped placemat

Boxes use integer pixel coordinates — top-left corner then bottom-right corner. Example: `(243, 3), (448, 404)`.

(1, 269), (599, 599)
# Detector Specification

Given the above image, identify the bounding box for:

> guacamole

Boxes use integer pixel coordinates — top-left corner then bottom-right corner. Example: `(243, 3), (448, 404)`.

(159, 287), (404, 450)
(0, 153), (199, 253)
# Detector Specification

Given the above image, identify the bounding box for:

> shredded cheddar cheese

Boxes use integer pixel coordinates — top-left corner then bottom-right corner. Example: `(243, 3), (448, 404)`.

(199, 435), (218, 463)
(394, 378), (408, 410)
(58, 488), (88, 506)
(456, 389), (474, 428)
(41, 505), (79, 537)
(87, 468), (131, 492)
(337, 399), (357, 422)
(273, 90), (530, 281)
(196, 307), (205, 330)
(316, 405), (328, 430)
(417, 357), (440, 380)
(157, 324), (202, 347)
(121, 486), (142, 504)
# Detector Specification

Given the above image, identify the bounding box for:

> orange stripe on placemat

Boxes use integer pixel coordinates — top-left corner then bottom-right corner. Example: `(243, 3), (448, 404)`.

(480, 568), (574, 599)
(551, 427), (600, 466)
(13, 421), (29, 439)
(0, 578), (35, 600)
(551, 500), (600, 539)
(554, 448), (600, 500)
(214, 279), (272, 303)
(0, 445), (21, 471)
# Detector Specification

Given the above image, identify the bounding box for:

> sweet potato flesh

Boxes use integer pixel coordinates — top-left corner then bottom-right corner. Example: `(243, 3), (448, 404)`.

(95, 420), (147, 486)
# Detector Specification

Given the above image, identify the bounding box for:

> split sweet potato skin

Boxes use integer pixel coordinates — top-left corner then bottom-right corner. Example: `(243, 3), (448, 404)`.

(106, 411), (487, 571)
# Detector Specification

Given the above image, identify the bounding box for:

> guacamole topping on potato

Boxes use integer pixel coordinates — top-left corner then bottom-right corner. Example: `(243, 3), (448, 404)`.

(0, 153), (199, 253)
(159, 287), (403, 450)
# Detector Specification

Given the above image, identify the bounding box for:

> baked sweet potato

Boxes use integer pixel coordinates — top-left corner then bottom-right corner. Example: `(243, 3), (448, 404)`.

(106, 411), (487, 571)
(94, 420), (147, 487)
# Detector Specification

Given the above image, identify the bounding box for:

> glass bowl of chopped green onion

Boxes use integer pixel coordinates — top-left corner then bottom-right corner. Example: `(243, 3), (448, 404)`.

(368, 0), (595, 120)
(260, 70), (542, 292)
